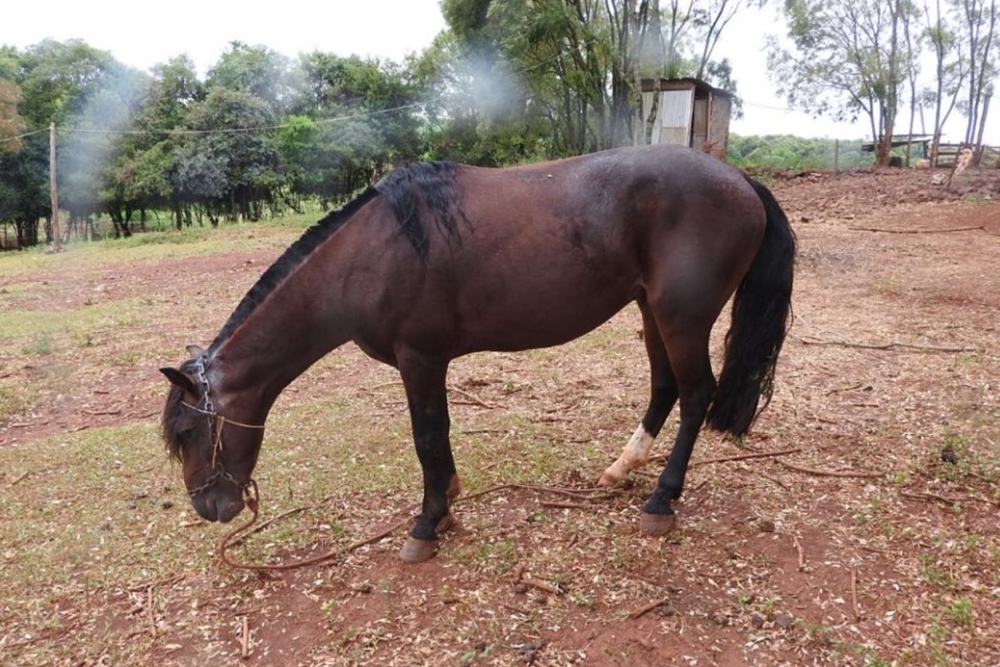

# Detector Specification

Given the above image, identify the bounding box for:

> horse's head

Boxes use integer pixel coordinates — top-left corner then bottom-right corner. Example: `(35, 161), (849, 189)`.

(160, 347), (263, 523)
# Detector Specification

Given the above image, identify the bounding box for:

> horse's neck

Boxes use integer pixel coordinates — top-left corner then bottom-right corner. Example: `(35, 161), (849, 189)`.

(211, 244), (353, 414)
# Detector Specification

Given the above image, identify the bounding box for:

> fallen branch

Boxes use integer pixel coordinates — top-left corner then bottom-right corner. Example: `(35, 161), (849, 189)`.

(217, 481), (616, 571)
(779, 462), (883, 479)
(824, 382), (865, 395)
(848, 225), (984, 234)
(539, 500), (590, 510)
(850, 569), (862, 621)
(128, 573), (185, 593)
(83, 408), (121, 416)
(240, 615), (251, 659)
(793, 535), (805, 571)
(900, 489), (962, 506)
(760, 473), (791, 491)
(520, 577), (563, 596)
(147, 587), (157, 639)
(690, 448), (802, 467)
(628, 597), (672, 620)
(8, 471), (28, 486)
(219, 508), (413, 572)
(501, 602), (532, 617)
(792, 334), (977, 354)
(448, 385), (497, 409)
(367, 382), (505, 409)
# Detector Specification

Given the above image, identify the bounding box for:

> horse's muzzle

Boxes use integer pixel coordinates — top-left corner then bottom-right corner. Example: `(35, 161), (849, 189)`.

(191, 492), (245, 523)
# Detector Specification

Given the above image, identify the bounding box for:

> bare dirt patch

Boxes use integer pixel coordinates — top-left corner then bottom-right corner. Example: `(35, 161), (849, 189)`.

(1, 166), (999, 666)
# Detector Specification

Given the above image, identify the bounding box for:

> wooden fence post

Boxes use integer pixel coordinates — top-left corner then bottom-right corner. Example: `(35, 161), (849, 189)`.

(49, 123), (61, 252)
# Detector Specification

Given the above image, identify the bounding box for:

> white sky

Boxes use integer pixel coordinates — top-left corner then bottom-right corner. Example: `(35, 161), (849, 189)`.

(2, 0), (994, 144)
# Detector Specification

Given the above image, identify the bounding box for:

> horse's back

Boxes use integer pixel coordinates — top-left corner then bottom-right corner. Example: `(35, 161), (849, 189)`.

(388, 146), (766, 354)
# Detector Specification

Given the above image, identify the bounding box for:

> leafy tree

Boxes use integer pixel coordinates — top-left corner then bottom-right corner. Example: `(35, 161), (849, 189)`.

(727, 133), (872, 169)
(0, 77), (24, 156)
(952, 0), (997, 159)
(0, 133), (48, 246)
(435, 0), (759, 159)
(768, 0), (919, 166)
(286, 51), (423, 200)
(173, 88), (281, 223)
(206, 42), (291, 112)
(408, 33), (501, 163)
(1, 40), (121, 244)
(58, 62), (149, 233)
(922, 0), (968, 164)
(129, 56), (206, 229)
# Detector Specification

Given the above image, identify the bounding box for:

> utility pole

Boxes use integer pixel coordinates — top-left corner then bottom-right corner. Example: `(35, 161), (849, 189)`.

(49, 122), (61, 252)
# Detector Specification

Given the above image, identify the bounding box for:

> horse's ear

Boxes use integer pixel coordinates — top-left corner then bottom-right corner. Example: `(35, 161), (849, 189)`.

(160, 367), (197, 394)
(186, 344), (206, 358)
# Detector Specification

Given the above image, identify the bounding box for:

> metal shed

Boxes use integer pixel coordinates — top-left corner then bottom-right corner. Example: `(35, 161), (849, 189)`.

(635, 78), (733, 160)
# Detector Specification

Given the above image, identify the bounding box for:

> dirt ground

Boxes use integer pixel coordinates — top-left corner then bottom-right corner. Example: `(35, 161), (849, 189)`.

(1, 165), (999, 666)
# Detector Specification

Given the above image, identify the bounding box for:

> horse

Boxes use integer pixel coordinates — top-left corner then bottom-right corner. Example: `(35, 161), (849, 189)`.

(161, 144), (795, 564)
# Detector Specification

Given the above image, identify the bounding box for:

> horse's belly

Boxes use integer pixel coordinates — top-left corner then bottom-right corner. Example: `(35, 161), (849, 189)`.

(457, 277), (639, 353)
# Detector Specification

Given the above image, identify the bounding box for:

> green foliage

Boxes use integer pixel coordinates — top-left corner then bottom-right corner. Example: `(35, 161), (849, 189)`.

(728, 134), (873, 170)
(4, 0), (978, 247)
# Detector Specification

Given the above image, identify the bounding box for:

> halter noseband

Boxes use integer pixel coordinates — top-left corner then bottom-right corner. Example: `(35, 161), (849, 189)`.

(180, 355), (264, 498)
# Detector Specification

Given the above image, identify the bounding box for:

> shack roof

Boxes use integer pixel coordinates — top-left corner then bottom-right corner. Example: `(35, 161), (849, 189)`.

(639, 77), (734, 99)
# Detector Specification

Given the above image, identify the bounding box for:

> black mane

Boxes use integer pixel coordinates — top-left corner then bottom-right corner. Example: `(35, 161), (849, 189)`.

(209, 160), (461, 350)
(375, 160), (461, 255)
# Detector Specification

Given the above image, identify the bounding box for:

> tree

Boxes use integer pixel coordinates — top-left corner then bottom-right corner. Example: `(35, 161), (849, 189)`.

(130, 56), (206, 229)
(173, 88), (280, 223)
(3, 40), (121, 244)
(435, 0), (759, 159)
(952, 0), (997, 161)
(768, 0), (918, 166)
(58, 62), (149, 234)
(286, 51), (423, 201)
(0, 77), (24, 156)
(206, 42), (291, 112)
(922, 0), (968, 164)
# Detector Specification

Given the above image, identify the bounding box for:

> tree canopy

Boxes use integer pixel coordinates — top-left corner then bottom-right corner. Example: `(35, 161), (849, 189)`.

(0, 1), (997, 245)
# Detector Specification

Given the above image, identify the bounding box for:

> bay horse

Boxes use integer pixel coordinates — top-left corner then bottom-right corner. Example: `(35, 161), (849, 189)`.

(161, 144), (795, 563)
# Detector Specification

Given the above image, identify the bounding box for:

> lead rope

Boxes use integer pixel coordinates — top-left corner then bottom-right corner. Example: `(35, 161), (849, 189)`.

(215, 482), (616, 571)
(216, 481), (415, 571)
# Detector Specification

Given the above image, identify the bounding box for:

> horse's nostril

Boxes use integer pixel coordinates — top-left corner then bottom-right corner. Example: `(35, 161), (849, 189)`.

(216, 497), (245, 524)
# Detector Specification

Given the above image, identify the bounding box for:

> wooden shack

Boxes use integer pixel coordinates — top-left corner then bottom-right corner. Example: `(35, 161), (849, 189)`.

(635, 78), (733, 160)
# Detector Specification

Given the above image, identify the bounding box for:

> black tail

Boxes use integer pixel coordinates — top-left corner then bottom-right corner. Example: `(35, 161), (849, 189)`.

(706, 177), (796, 436)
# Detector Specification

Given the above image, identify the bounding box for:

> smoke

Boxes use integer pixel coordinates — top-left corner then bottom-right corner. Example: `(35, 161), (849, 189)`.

(59, 63), (150, 219)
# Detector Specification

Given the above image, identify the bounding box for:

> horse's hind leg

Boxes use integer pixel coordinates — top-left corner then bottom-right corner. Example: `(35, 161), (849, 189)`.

(396, 352), (461, 563)
(639, 325), (716, 536)
(599, 299), (679, 486)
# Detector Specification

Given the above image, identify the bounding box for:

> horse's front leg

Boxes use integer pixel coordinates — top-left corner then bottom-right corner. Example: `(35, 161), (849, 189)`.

(397, 352), (461, 563)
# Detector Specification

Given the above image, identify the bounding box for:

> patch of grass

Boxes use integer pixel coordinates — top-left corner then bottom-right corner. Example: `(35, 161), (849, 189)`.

(0, 423), (216, 664)
(0, 382), (34, 424)
(943, 597), (974, 627)
(20, 332), (56, 356)
(0, 298), (144, 342)
(919, 553), (958, 589)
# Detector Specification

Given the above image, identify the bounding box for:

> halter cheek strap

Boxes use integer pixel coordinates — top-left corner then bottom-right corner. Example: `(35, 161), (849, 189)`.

(181, 356), (264, 498)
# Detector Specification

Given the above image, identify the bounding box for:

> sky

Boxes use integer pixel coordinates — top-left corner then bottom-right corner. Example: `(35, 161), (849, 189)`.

(2, 0), (993, 144)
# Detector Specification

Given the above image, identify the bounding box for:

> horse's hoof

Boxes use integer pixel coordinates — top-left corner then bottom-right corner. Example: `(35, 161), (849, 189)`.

(597, 471), (620, 488)
(399, 537), (438, 564)
(639, 512), (677, 537)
